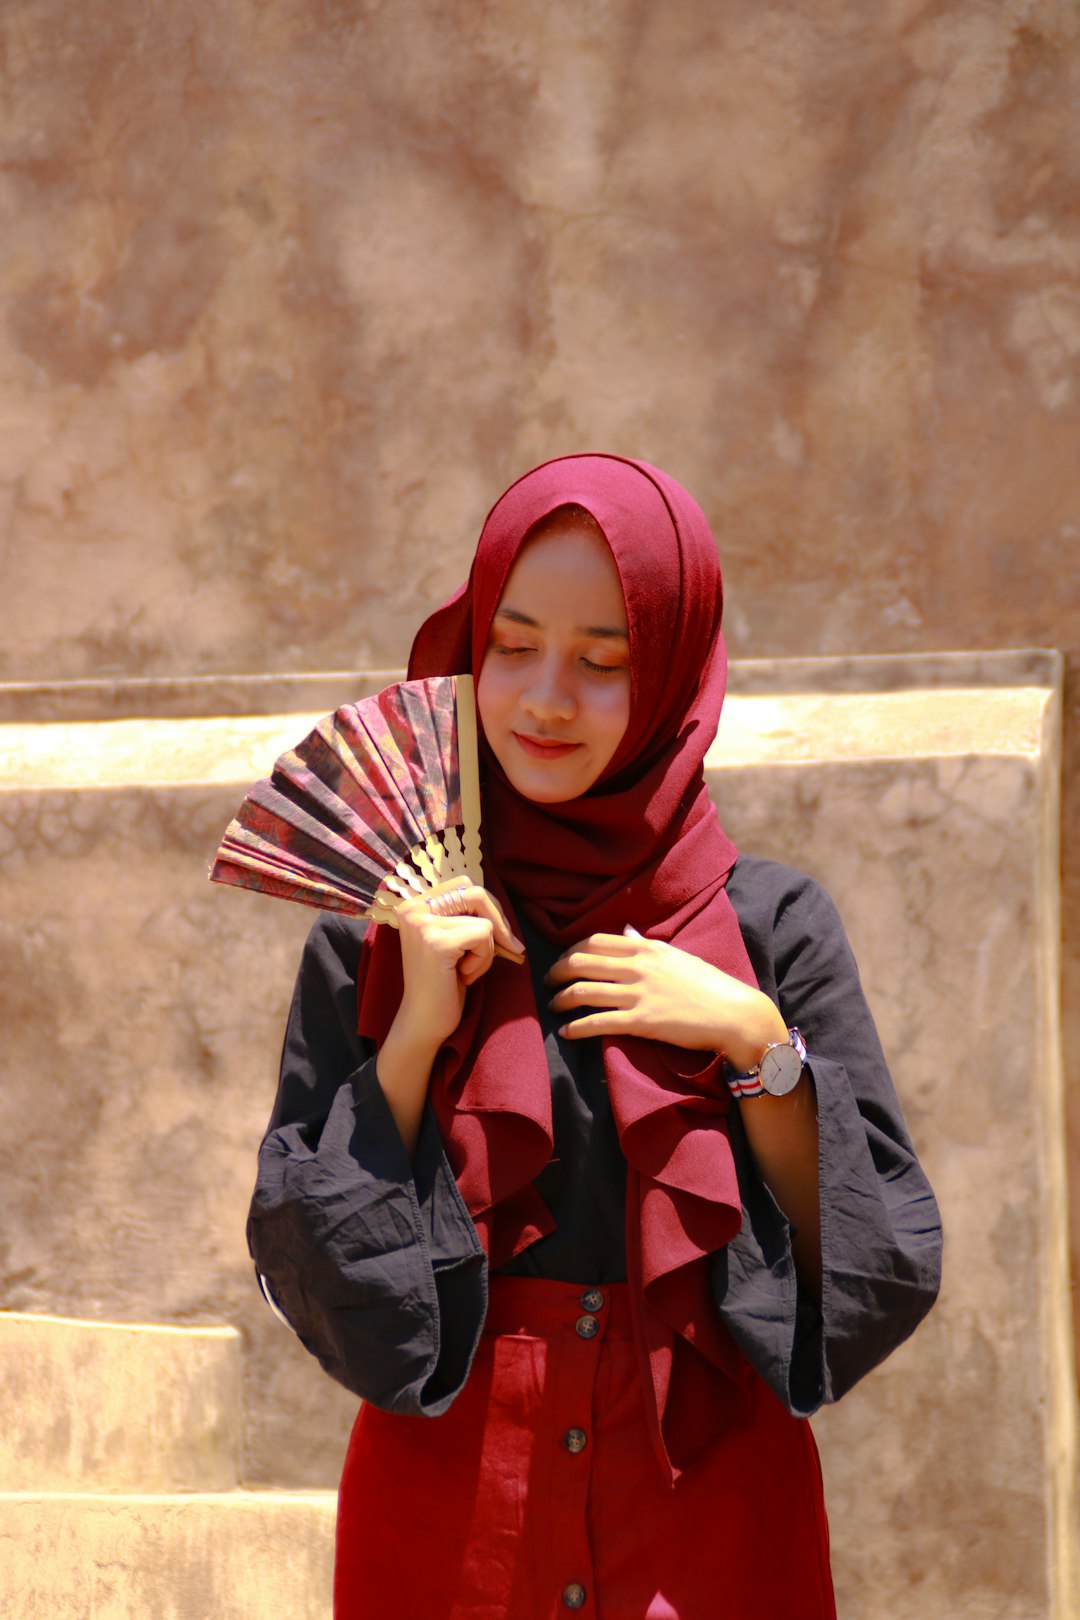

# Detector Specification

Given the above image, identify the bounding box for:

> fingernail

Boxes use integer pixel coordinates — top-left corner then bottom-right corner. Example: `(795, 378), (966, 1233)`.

(623, 924), (641, 938)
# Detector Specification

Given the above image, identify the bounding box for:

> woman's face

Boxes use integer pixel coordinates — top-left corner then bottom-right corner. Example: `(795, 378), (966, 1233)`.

(477, 517), (631, 804)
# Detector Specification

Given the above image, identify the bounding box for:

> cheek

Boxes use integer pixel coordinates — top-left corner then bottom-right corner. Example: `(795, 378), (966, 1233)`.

(594, 682), (631, 750)
(476, 653), (510, 737)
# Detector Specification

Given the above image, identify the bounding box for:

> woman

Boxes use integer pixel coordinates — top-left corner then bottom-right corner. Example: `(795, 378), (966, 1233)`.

(249, 454), (942, 1619)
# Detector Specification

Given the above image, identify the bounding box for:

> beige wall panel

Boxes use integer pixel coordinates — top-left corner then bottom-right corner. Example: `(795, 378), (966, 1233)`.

(0, 1314), (241, 1493)
(0, 779), (363, 1489)
(0, 1491), (335, 1620)
(0, 670), (1073, 1615)
(713, 749), (1071, 1620)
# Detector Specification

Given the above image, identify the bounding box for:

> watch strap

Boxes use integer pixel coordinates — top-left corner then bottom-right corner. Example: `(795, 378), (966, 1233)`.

(723, 1027), (807, 1099)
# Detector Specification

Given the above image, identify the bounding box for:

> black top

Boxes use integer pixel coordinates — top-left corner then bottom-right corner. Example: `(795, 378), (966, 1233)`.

(496, 907), (629, 1284)
(248, 855), (943, 1420)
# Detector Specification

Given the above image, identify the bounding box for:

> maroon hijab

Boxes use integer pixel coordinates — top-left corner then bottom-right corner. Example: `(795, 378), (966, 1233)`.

(360, 454), (758, 1478)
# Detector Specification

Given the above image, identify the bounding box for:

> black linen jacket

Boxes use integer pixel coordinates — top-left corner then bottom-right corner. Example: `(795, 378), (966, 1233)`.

(247, 856), (943, 1418)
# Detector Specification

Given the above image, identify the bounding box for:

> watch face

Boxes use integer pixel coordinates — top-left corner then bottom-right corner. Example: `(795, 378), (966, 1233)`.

(760, 1041), (804, 1097)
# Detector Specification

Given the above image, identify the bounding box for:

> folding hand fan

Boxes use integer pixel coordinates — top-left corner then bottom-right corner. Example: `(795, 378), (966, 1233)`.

(210, 675), (523, 960)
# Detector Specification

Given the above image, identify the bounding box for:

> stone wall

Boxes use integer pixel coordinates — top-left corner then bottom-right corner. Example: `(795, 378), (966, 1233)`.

(2, 0), (1079, 1441)
(2, 657), (1075, 1617)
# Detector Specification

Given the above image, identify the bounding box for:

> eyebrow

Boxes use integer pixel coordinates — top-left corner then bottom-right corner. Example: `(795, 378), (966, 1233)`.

(494, 607), (629, 641)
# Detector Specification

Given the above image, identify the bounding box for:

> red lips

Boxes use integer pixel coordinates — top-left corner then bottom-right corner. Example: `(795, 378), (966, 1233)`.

(512, 732), (582, 760)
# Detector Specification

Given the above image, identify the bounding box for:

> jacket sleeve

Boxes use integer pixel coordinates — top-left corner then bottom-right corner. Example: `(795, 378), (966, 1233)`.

(247, 914), (487, 1415)
(713, 860), (943, 1415)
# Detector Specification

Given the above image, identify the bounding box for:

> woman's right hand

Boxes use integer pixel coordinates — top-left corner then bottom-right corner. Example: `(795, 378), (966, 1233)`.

(376, 885), (524, 1156)
(395, 883), (525, 1051)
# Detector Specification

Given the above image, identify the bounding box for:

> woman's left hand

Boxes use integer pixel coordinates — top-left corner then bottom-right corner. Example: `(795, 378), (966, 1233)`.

(547, 930), (788, 1072)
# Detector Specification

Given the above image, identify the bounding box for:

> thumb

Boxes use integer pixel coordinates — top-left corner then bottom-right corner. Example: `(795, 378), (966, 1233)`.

(443, 883), (525, 961)
(488, 894), (527, 962)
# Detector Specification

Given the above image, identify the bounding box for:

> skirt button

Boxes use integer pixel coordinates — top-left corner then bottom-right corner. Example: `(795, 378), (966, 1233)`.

(575, 1314), (599, 1339)
(580, 1288), (604, 1311)
(562, 1427), (588, 1453)
(562, 1583), (587, 1608)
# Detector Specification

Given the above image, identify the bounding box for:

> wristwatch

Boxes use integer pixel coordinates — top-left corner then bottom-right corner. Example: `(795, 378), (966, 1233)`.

(723, 1027), (807, 1100)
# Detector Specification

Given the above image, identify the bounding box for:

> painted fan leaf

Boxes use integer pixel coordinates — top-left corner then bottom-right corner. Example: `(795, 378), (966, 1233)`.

(210, 675), (482, 921)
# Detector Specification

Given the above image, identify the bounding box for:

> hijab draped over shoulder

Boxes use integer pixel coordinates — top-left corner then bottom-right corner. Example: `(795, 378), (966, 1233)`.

(360, 453), (759, 1478)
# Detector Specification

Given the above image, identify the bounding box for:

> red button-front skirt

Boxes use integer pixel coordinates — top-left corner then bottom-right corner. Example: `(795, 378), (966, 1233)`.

(335, 1277), (835, 1619)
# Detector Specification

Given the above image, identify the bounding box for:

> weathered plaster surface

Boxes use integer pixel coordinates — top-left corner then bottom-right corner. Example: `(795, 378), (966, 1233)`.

(1, 3), (1077, 681)
(0, 671), (1073, 1616)
(0, 1314), (241, 1493)
(713, 746), (1069, 1619)
(0, 1490), (336, 1620)
(2, 0), (1079, 1605)
(2, 6), (1079, 1341)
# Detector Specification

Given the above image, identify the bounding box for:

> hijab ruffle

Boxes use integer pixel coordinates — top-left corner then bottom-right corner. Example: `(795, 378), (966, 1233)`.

(359, 454), (758, 1478)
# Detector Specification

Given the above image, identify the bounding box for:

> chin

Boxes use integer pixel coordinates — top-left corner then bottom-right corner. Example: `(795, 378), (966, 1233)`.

(506, 771), (584, 805)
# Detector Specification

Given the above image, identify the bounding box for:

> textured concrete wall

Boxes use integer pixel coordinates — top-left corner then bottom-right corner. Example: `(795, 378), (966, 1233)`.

(3, 4), (1078, 676)
(1, 664), (1075, 1618)
(2, 0), (1079, 1444)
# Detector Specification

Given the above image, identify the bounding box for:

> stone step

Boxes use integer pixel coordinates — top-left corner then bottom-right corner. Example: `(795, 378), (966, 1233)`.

(0, 1313), (241, 1492)
(0, 1489), (335, 1620)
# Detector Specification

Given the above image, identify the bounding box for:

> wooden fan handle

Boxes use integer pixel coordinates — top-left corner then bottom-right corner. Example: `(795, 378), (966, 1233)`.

(454, 673), (484, 886)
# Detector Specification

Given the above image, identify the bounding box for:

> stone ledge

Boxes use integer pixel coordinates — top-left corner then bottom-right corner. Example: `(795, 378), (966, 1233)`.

(0, 1490), (336, 1620)
(0, 680), (1059, 791)
(0, 649), (1060, 723)
(0, 1313), (242, 1493)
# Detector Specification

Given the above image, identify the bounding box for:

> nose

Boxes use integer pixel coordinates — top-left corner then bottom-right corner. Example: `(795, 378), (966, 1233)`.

(520, 656), (576, 721)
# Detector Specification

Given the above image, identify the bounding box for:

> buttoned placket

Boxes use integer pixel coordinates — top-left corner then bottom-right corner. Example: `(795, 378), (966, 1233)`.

(541, 1286), (609, 1615)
